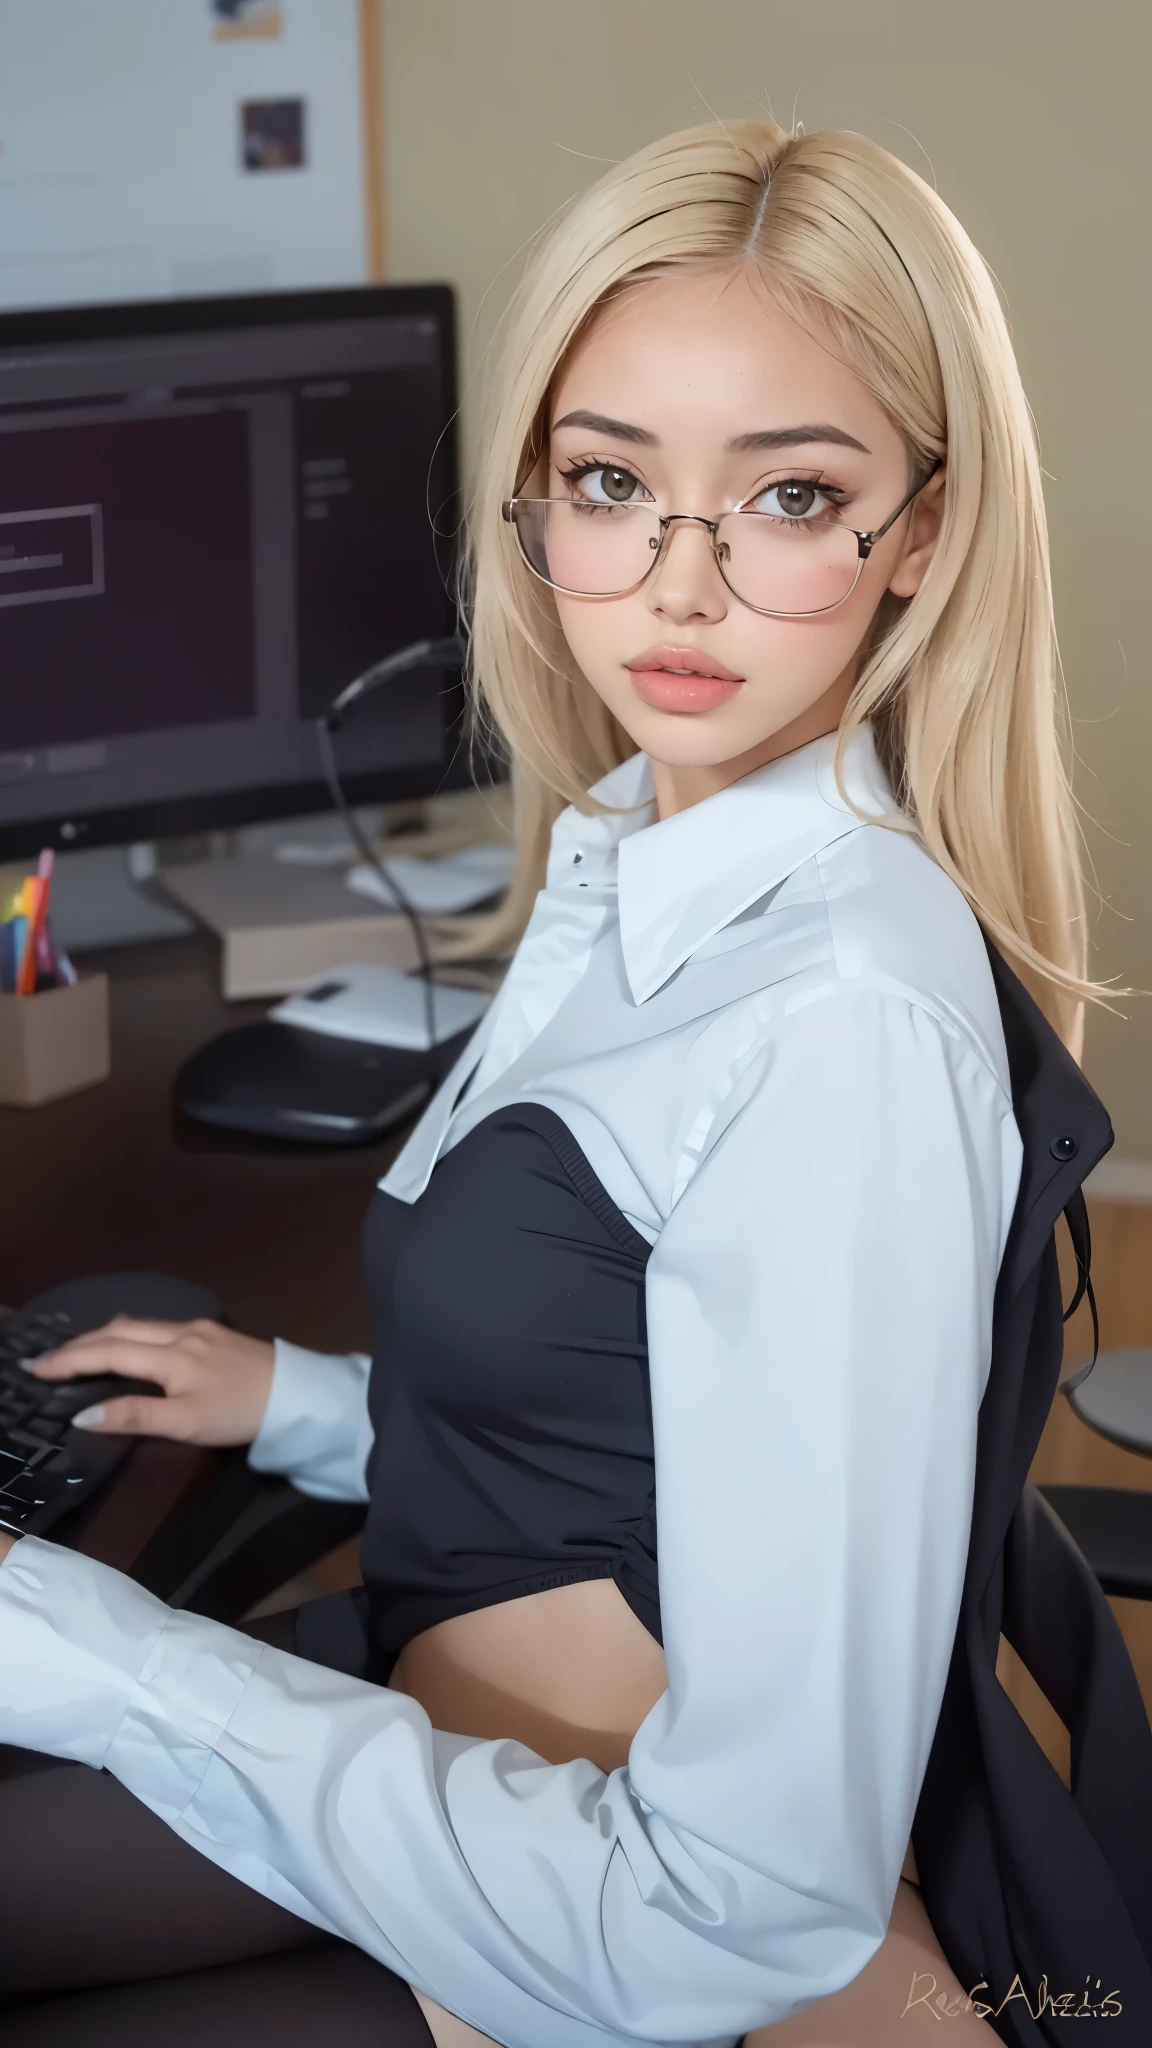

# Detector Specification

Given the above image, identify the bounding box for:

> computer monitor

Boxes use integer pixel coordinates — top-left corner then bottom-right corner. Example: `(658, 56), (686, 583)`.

(0, 284), (486, 863)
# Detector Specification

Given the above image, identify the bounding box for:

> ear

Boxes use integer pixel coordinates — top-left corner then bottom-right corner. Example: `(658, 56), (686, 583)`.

(886, 465), (946, 600)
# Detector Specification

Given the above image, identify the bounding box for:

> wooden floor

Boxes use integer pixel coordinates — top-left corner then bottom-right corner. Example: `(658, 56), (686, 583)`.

(996, 1199), (1152, 1780)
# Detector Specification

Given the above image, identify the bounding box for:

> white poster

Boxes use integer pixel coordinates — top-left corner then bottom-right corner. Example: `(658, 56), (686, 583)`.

(0, 0), (370, 310)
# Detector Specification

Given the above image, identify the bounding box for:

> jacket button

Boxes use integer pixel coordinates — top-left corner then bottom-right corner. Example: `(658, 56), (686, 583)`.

(1050, 1133), (1078, 1161)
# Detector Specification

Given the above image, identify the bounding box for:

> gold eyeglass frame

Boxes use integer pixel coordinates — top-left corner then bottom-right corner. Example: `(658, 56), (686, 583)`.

(501, 460), (942, 618)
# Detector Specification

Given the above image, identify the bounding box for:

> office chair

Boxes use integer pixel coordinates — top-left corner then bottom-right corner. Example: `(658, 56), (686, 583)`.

(1038, 1483), (1152, 1601)
(1036, 1347), (1152, 1605)
(127, 1451), (366, 1623)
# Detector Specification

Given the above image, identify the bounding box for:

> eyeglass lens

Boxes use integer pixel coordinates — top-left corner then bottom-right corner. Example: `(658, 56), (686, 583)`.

(511, 500), (863, 615)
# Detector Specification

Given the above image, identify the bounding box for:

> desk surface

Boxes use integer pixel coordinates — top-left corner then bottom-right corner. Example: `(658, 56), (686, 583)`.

(0, 934), (422, 1573)
(0, 932), (417, 1352)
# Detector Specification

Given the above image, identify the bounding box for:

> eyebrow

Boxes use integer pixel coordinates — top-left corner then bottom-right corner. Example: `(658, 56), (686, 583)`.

(550, 410), (870, 456)
(551, 409), (657, 445)
(726, 424), (871, 455)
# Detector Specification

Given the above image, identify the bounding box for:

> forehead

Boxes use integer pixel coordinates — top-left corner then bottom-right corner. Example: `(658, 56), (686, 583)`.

(551, 266), (885, 442)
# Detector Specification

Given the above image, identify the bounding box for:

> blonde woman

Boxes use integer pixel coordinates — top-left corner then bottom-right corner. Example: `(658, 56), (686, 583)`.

(0, 119), (1144, 2048)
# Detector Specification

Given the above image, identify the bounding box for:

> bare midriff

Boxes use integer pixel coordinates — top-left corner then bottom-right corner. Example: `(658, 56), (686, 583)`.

(385, 1575), (934, 2048)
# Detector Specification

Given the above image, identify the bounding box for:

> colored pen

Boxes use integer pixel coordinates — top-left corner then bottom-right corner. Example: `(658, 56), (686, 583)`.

(16, 852), (54, 995)
(16, 882), (42, 994)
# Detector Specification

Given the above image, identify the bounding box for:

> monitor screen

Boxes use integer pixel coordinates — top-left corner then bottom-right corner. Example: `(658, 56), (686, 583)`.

(0, 285), (478, 860)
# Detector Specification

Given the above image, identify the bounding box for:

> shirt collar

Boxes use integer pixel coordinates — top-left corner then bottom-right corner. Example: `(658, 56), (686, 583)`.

(545, 749), (656, 879)
(550, 721), (900, 1006)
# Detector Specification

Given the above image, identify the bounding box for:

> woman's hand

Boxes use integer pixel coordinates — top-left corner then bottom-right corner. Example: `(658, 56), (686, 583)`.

(0, 1531), (17, 1565)
(25, 1317), (276, 1447)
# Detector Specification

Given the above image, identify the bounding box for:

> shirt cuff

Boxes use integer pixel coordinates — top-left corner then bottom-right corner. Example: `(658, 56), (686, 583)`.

(0, 1535), (257, 1805)
(248, 1339), (373, 1503)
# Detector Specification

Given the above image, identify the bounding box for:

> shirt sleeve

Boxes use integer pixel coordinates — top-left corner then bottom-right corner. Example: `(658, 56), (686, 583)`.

(0, 989), (1021, 2048)
(246, 1340), (372, 1503)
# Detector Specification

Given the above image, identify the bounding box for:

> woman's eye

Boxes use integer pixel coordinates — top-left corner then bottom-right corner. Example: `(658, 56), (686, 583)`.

(573, 464), (645, 504)
(751, 480), (830, 520)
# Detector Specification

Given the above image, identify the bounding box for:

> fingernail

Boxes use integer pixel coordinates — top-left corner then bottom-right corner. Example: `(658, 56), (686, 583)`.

(70, 1405), (105, 1430)
(18, 1358), (47, 1373)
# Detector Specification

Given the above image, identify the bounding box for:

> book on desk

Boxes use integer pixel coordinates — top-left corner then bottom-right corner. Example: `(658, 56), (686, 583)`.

(156, 852), (502, 1001)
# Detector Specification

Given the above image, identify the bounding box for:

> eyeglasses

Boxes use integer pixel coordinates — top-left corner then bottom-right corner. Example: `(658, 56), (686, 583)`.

(502, 461), (941, 619)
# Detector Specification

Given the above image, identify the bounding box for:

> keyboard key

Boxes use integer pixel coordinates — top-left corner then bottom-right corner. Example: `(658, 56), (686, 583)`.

(37, 1383), (108, 1413)
(0, 1473), (50, 1505)
(1, 1331), (48, 1359)
(4, 1427), (60, 1454)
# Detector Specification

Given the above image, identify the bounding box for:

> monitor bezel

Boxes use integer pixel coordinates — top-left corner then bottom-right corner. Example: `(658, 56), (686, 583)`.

(0, 283), (499, 862)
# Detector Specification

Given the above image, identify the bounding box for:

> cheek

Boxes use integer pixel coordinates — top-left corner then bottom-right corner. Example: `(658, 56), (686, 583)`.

(552, 594), (646, 683)
(730, 552), (897, 676)
(720, 606), (879, 694)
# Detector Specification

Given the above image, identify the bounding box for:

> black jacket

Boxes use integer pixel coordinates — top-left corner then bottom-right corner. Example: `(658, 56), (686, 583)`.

(913, 947), (1152, 2041)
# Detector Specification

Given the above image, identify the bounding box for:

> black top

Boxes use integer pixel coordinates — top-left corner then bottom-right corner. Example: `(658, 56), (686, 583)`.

(359, 1101), (659, 1680)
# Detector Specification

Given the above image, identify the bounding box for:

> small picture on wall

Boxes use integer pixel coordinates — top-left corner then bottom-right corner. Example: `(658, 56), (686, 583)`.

(213, 0), (284, 37)
(241, 99), (307, 172)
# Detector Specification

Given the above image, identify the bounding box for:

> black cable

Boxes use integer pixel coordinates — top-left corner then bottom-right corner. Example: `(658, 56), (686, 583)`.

(317, 635), (466, 1084)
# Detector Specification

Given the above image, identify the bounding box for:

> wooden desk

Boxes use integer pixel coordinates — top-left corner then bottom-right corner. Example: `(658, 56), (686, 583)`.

(0, 931), (413, 1344)
(0, 932), (419, 1574)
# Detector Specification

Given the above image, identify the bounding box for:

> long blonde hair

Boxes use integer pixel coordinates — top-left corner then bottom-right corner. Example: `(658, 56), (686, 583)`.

(446, 117), (1103, 1055)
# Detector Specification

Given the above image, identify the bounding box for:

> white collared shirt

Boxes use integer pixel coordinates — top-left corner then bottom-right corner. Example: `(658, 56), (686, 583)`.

(0, 723), (1023, 2048)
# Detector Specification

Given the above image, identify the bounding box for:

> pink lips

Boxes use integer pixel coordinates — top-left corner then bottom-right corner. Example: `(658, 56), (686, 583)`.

(624, 645), (744, 713)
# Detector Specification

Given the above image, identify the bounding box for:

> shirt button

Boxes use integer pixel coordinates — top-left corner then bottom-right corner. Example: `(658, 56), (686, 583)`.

(572, 852), (582, 864)
(1049, 1133), (1078, 1161)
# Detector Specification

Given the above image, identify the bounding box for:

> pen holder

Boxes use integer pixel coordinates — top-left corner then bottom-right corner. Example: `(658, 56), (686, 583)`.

(0, 974), (111, 1108)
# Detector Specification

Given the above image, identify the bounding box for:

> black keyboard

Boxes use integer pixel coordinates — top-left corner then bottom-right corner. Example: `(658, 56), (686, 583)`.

(0, 1310), (167, 1537)
(0, 1273), (223, 1539)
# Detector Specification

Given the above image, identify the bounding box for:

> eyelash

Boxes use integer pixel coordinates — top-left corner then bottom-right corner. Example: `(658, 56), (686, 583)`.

(556, 458), (851, 519)
(557, 458), (649, 493)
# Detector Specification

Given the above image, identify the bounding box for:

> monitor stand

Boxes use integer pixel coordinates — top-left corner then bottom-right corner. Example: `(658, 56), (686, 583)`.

(51, 844), (196, 952)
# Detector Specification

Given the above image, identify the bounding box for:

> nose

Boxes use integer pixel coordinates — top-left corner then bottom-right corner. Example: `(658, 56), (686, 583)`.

(644, 517), (728, 627)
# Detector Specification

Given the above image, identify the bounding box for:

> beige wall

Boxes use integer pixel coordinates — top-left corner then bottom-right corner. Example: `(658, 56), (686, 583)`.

(380, 0), (1152, 1156)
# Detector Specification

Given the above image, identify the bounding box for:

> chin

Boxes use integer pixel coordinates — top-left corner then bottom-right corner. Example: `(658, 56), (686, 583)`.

(616, 700), (770, 767)
(643, 730), (756, 769)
